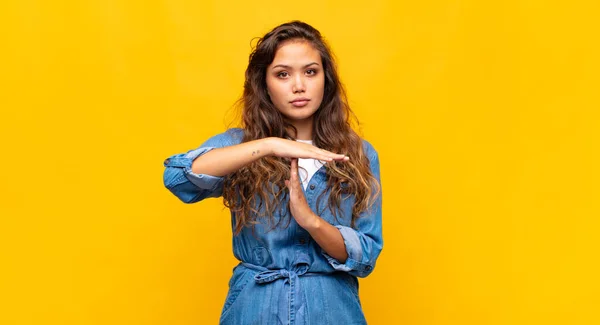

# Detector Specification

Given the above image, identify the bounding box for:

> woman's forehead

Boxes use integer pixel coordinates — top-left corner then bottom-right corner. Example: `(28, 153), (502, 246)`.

(271, 41), (321, 67)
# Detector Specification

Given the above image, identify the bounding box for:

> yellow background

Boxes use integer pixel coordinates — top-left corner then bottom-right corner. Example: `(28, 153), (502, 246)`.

(1, 1), (599, 324)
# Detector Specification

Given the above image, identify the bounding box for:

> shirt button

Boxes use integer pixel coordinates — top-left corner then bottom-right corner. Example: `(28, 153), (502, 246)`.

(164, 158), (170, 165)
(309, 184), (315, 190)
(365, 265), (373, 271)
(299, 238), (307, 245)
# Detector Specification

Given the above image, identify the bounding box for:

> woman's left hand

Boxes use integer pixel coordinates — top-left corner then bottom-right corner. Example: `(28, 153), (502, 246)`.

(285, 158), (318, 230)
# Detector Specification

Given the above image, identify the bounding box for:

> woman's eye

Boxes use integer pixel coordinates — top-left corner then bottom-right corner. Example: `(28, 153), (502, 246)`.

(277, 71), (289, 78)
(306, 69), (317, 75)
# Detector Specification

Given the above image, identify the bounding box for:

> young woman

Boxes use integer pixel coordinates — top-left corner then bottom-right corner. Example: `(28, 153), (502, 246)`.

(163, 20), (383, 325)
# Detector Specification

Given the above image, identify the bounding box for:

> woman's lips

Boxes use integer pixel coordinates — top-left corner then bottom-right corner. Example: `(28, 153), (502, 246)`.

(291, 100), (310, 107)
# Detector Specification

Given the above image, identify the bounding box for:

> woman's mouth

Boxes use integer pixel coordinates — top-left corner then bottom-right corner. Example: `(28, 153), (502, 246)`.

(290, 98), (310, 107)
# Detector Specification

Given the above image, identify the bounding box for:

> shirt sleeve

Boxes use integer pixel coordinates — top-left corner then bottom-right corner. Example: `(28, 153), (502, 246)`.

(162, 128), (243, 203)
(321, 142), (383, 278)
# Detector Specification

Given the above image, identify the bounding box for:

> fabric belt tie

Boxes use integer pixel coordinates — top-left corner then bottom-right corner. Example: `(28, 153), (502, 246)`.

(241, 262), (311, 324)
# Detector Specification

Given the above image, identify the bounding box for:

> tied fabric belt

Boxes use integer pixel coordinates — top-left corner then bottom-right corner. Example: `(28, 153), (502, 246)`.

(241, 262), (317, 325)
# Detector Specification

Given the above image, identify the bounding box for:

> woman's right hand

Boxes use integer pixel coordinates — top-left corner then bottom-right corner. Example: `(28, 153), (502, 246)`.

(266, 137), (349, 162)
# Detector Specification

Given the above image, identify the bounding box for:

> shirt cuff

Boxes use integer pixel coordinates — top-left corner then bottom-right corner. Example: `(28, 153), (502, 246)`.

(321, 225), (364, 272)
(164, 146), (224, 192)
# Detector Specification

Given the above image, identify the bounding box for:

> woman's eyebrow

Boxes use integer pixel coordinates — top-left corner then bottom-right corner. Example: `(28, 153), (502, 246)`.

(271, 62), (320, 70)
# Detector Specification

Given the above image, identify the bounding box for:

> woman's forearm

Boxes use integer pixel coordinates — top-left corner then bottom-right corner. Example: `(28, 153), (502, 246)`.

(191, 138), (272, 176)
(305, 215), (349, 263)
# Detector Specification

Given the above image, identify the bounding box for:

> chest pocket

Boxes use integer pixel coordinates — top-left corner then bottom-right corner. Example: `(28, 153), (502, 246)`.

(253, 246), (273, 266)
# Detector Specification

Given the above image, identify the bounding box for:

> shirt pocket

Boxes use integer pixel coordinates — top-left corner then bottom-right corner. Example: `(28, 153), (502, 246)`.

(253, 246), (273, 266)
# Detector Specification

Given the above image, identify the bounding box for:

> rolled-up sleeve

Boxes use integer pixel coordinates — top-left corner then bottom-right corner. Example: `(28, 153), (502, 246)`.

(322, 142), (383, 278)
(163, 128), (243, 203)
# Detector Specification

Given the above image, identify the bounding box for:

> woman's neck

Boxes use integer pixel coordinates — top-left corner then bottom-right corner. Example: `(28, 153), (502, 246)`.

(290, 116), (314, 140)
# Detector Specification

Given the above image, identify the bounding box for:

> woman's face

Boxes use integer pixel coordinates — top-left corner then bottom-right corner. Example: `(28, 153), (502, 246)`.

(266, 40), (325, 124)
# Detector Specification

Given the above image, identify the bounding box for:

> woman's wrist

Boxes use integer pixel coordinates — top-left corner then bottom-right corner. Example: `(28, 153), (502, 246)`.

(302, 213), (321, 232)
(259, 137), (276, 157)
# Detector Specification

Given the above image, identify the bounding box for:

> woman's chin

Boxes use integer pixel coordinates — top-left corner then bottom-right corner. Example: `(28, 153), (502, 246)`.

(286, 114), (314, 123)
(282, 108), (317, 122)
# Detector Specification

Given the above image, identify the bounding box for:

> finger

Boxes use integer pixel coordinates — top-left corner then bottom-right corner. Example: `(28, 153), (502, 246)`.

(289, 159), (306, 193)
(322, 154), (350, 161)
(314, 149), (349, 161)
(310, 150), (335, 161)
(315, 154), (349, 162)
(290, 158), (298, 181)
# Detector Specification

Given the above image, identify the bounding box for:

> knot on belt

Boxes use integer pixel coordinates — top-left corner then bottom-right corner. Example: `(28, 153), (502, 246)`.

(255, 269), (295, 283)
(241, 262), (309, 284)
(239, 262), (313, 324)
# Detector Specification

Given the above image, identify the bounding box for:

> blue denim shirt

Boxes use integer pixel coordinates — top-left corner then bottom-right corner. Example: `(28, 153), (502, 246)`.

(163, 128), (383, 325)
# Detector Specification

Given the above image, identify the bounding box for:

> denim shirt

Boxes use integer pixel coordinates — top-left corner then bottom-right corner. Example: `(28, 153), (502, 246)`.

(163, 128), (383, 325)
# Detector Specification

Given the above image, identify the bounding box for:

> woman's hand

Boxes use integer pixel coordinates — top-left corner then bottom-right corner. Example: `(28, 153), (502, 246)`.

(285, 158), (350, 262)
(285, 158), (319, 230)
(267, 138), (349, 162)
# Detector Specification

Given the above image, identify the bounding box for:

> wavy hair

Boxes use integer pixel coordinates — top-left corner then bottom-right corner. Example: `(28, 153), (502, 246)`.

(223, 21), (380, 235)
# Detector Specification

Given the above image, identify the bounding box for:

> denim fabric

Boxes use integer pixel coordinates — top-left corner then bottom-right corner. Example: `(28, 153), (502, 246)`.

(163, 128), (383, 325)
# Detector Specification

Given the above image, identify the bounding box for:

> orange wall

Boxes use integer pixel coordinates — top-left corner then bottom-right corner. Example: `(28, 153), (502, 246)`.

(1, 1), (599, 324)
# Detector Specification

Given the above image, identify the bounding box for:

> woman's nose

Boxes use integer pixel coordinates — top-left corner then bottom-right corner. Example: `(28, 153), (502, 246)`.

(292, 75), (306, 93)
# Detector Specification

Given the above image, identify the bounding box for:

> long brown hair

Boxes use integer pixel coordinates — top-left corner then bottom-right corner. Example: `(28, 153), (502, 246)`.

(223, 21), (380, 235)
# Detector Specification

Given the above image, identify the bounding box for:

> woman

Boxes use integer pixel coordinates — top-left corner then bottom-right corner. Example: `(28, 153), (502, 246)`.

(163, 20), (383, 325)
